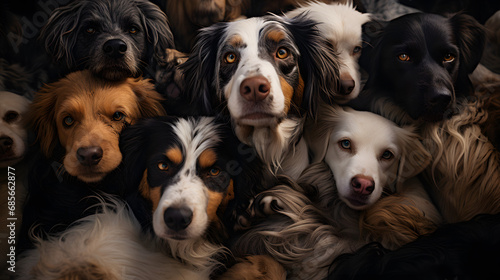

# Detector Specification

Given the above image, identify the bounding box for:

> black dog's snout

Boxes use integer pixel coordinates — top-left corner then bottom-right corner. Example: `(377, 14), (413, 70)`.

(76, 146), (103, 166)
(103, 39), (128, 58)
(428, 91), (451, 107)
(0, 136), (13, 154)
(164, 207), (193, 231)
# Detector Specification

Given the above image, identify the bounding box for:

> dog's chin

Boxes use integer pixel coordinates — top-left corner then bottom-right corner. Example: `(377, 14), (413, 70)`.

(341, 195), (372, 210)
(75, 172), (107, 183)
(0, 156), (24, 168)
(236, 113), (280, 127)
(95, 67), (134, 81)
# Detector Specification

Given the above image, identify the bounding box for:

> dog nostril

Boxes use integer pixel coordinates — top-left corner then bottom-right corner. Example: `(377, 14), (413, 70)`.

(428, 93), (451, 107)
(351, 176), (375, 195)
(240, 76), (271, 102)
(340, 79), (355, 95)
(0, 136), (14, 154)
(365, 186), (374, 194)
(103, 39), (127, 58)
(164, 207), (193, 231)
(76, 146), (103, 166)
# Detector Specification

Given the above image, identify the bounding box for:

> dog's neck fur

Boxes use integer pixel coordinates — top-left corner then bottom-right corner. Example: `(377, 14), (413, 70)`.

(234, 116), (308, 179)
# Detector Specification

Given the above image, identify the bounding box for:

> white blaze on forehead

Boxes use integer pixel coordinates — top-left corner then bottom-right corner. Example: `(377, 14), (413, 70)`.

(221, 18), (287, 119)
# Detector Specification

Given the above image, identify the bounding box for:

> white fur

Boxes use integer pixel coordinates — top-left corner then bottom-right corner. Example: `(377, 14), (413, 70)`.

(0, 91), (30, 168)
(17, 201), (214, 280)
(287, 2), (370, 101)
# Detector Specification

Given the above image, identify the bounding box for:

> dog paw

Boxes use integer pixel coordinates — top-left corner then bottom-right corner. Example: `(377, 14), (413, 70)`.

(218, 255), (286, 280)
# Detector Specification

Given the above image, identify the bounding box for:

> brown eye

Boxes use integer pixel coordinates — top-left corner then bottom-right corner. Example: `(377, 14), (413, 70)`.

(224, 52), (237, 64)
(112, 111), (125, 121)
(86, 27), (96, 34)
(158, 162), (169, 171)
(276, 47), (289, 59)
(339, 139), (351, 150)
(209, 168), (220, 176)
(353, 46), (362, 55)
(129, 27), (138, 34)
(443, 53), (455, 62)
(63, 116), (74, 127)
(398, 53), (410, 61)
(381, 150), (394, 160)
(4, 111), (19, 123)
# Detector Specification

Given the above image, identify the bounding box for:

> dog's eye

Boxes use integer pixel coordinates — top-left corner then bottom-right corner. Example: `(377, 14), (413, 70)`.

(63, 116), (74, 127)
(209, 168), (221, 176)
(224, 52), (237, 64)
(398, 53), (410, 61)
(112, 111), (125, 121)
(276, 47), (289, 59)
(4, 111), (19, 123)
(443, 54), (455, 62)
(129, 27), (138, 34)
(86, 27), (96, 34)
(381, 150), (394, 160)
(353, 46), (362, 55)
(339, 139), (351, 150)
(158, 162), (169, 171)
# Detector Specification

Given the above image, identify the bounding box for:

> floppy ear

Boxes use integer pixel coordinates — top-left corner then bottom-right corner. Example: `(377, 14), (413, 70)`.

(181, 22), (227, 115)
(26, 85), (59, 157)
(449, 13), (486, 74)
(136, 0), (174, 64)
(39, 1), (86, 67)
(304, 103), (343, 163)
(393, 125), (432, 190)
(359, 19), (387, 82)
(284, 14), (340, 116)
(127, 77), (166, 119)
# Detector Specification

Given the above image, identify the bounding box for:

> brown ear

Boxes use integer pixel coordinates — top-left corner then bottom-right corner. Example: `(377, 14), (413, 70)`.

(394, 125), (432, 190)
(26, 84), (59, 157)
(128, 77), (166, 118)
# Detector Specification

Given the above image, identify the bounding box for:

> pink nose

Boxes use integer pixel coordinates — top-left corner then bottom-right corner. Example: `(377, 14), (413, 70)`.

(351, 176), (375, 195)
(240, 76), (271, 102)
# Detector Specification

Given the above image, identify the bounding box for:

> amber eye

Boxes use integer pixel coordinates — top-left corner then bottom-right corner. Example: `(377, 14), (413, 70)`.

(339, 139), (351, 150)
(443, 53), (455, 62)
(398, 53), (410, 61)
(276, 47), (289, 59)
(224, 52), (237, 64)
(353, 46), (362, 55)
(381, 150), (394, 160)
(63, 116), (74, 127)
(4, 111), (19, 123)
(129, 27), (138, 34)
(209, 168), (220, 176)
(158, 162), (169, 171)
(86, 27), (96, 34)
(112, 111), (125, 121)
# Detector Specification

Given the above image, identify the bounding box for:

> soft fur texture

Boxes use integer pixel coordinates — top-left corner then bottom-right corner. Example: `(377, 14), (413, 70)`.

(119, 116), (282, 278)
(421, 97), (500, 223)
(19, 70), (165, 252)
(182, 14), (342, 179)
(329, 213), (500, 280)
(40, 0), (173, 81)
(356, 12), (486, 122)
(287, 1), (371, 98)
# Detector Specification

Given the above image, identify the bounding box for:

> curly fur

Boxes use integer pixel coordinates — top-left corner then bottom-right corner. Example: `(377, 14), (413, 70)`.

(421, 97), (500, 222)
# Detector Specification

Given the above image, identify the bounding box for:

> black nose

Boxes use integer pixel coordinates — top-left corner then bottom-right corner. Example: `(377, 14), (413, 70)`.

(103, 39), (127, 58)
(340, 79), (355, 95)
(0, 136), (13, 154)
(76, 146), (103, 166)
(164, 207), (193, 231)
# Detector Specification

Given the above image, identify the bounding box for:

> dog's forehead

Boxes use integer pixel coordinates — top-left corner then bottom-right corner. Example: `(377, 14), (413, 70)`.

(0, 91), (30, 114)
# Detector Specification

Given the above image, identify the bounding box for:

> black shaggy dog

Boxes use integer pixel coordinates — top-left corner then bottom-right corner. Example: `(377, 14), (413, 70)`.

(355, 12), (485, 122)
(329, 213), (500, 280)
(40, 0), (173, 81)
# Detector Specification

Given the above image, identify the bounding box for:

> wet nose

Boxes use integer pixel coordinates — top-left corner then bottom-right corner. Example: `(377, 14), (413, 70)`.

(76, 146), (103, 166)
(103, 39), (128, 58)
(351, 176), (375, 195)
(340, 79), (355, 95)
(240, 76), (271, 102)
(164, 207), (193, 231)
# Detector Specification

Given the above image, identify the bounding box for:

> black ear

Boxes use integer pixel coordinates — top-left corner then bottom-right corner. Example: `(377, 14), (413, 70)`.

(180, 23), (227, 115)
(284, 14), (340, 116)
(449, 13), (486, 73)
(136, 0), (174, 64)
(39, 1), (87, 67)
(359, 19), (387, 77)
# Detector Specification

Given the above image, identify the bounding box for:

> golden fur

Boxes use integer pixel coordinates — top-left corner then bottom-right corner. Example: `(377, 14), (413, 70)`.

(27, 70), (165, 183)
(421, 97), (500, 222)
(219, 255), (286, 280)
